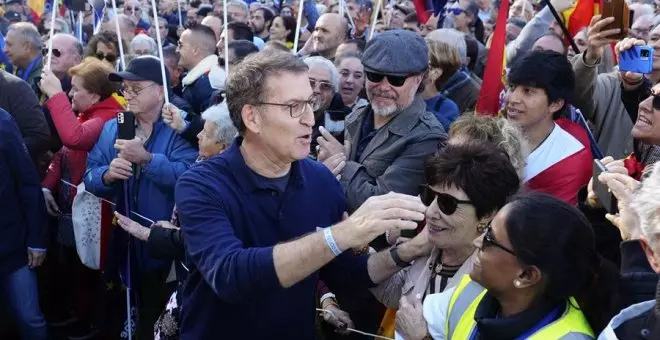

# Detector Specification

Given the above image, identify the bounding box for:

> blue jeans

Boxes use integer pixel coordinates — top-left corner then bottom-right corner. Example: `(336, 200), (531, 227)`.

(1, 265), (48, 340)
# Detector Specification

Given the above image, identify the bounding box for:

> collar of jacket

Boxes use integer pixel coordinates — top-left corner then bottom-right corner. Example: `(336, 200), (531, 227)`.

(325, 92), (352, 120)
(346, 94), (428, 137)
(182, 55), (219, 87)
(440, 69), (471, 95)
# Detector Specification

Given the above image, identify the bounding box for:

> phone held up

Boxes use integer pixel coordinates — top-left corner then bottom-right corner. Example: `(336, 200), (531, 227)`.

(117, 111), (136, 141)
(619, 46), (654, 74)
(400, 219), (425, 239)
(592, 159), (618, 215)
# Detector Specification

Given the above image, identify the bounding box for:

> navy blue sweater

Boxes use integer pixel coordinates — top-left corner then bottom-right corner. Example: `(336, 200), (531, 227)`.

(175, 137), (374, 339)
(0, 108), (47, 277)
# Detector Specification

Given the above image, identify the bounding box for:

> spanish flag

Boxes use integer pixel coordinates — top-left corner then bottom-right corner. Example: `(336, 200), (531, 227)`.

(562, 0), (600, 39)
(475, 0), (510, 116)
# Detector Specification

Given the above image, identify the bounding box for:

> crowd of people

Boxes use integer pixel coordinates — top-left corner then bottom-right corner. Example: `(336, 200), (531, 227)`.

(1, 0), (660, 339)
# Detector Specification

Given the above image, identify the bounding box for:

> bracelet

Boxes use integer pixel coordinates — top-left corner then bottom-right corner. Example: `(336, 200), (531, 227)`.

(324, 228), (343, 256)
(390, 246), (411, 267)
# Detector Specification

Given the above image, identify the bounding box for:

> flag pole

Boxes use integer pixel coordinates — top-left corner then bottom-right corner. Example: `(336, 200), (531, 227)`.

(292, 0), (305, 53)
(368, 0), (383, 40)
(223, 0), (229, 71)
(46, 0), (59, 69)
(110, 0), (126, 70)
(542, 0), (579, 54)
(151, 0), (170, 105)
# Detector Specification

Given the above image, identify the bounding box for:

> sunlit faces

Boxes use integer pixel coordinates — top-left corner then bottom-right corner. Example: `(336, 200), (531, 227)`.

(228, 4), (248, 23)
(308, 65), (334, 112)
(312, 14), (345, 55)
(337, 57), (364, 106)
(247, 72), (315, 162)
(647, 25), (660, 72)
(197, 120), (224, 158)
(69, 75), (100, 112)
(504, 84), (563, 130)
(269, 17), (290, 42)
(122, 80), (163, 116)
(425, 184), (480, 250)
(532, 35), (565, 54)
(366, 73), (422, 117)
(632, 83), (660, 145)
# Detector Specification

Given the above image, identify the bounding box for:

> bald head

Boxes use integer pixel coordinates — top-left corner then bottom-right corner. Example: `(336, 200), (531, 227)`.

(312, 13), (348, 58)
(50, 33), (83, 76)
(202, 15), (224, 41)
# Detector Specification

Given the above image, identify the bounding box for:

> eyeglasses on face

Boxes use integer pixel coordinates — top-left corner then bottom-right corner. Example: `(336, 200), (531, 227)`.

(309, 78), (333, 92)
(482, 223), (516, 256)
(365, 71), (409, 87)
(446, 7), (465, 15)
(123, 83), (158, 97)
(42, 48), (61, 58)
(419, 184), (472, 215)
(256, 100), (314, 118)
(96, 52), (117, 63)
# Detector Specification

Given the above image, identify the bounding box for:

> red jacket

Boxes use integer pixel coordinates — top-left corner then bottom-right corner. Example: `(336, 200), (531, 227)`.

(42, 92), (124, 202)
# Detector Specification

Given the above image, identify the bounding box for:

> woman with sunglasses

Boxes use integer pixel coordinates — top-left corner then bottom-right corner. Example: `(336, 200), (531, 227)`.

(416, 192), (621, 340)
(86, 31), (126, 68)
(372, 141), (520, 339)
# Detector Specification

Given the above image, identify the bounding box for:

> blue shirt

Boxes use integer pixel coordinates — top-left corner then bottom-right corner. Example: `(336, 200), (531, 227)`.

(175, 137), (374, 339)
(425, 94), (460, 131)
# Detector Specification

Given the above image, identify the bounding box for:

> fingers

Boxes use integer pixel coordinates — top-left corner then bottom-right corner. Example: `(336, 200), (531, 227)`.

(373, 192), (427, 214)
(112, 158), (134, 172)
(600, 173), (638, 201)
(589, 16), (614, 32)
(318, 126), (337, 142)
(380, 207), (426, 222)
(600, 156), (614, 165)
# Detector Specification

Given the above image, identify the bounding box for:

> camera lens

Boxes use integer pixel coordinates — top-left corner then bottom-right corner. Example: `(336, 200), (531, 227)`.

(641, 50), (650, 57)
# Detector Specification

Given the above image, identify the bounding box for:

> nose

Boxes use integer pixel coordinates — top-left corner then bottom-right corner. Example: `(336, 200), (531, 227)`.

(299, 102), (315, 127)
(473, 233), (484, 249)
(506, 87), (522, 104)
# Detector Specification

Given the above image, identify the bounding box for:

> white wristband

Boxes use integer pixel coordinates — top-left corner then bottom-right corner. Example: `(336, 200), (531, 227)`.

(323, 228), (343, 256)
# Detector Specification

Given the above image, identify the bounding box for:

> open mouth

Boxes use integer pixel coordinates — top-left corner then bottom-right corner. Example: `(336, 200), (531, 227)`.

(636, 114), (652, 129)
(507, 107), (524, 117)
(427, 222), (449, 234)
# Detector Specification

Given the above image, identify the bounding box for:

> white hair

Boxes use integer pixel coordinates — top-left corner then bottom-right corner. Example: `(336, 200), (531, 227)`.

(201, 102), (238, 145)
(303, 56), (340, 92)
(631, 3), (655, 22)
(426, 29), (468, 66)
(630, 165), (660, 249)
(228, 0), (249, 15)
(130, 34), (157, 56)
(8, 22), (42, 51)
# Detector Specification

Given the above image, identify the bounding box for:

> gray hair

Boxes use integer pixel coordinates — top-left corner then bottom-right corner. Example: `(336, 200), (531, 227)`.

(51, 18), (71, 34)
(8, 22), (42, 51)
(426, 29), (467, 66)
(630, 165), (660, 249)
(130, 34), (157, 56)
(201, 102), (238, 145)
(228, 0), (249, 15)
(303, 56), (339, 92)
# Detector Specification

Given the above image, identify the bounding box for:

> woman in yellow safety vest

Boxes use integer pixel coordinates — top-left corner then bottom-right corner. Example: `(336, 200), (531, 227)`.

(409, 192), (621, 339)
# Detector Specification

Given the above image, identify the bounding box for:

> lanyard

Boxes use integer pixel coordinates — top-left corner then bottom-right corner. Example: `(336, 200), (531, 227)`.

(19, 56), (41, 81)
(469, 305), (562, 340)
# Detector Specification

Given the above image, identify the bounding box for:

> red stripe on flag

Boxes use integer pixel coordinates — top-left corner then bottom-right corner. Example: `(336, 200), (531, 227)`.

(475, 0), (510, 116)
(413, 0), (431, 24)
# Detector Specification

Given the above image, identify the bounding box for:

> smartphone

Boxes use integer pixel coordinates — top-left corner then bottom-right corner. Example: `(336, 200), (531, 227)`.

(117, 111), (136, 140)
(601, 0), (631, 40)
(401, 219), (425, 239)
(619, 46), (654, 74)
(593, 160), (618, 215)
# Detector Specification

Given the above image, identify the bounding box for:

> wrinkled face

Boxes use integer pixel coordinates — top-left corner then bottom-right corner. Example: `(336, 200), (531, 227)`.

(228, 4), (248, 23)
(3, 29), (30, 66)
(509, 0), (532, 21)
(49, 36), (81, 76)
(123, 80), (163, 115)
(505, 84), (562, 130)
(648, 25), (660, 72)
(471, 205), (522, 295)
(366, 73), (422, 117)
(246, 72), (315, 162)
(250, 9), (267, 33)
(132, 42), (153, 56)
(270, 17), (290, 42)
(69, 75), (99, 112)
(532, 35), (565, 54)
(197, 120), (226, 158)
(632, 83), (660, 145)
(425, 184), (481, 250)
(312, 15), (344, 54)
(630, 18), (654, 42)
(308, 65), (335, 112)
(337, 57), (364, 105)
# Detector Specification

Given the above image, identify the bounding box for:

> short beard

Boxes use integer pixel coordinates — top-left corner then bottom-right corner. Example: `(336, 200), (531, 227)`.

(372, 104), (398, 117)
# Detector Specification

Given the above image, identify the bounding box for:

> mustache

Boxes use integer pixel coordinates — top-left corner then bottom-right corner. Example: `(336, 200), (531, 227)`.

(370, 89), (397, 99)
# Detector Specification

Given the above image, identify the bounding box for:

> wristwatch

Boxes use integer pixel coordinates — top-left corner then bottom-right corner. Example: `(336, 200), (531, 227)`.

(390, 246), (411, 267)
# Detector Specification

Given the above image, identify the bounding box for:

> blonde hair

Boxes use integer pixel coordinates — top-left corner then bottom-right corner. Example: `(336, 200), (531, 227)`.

(630, 164), (660, 248)
(448, 113), (530, 179)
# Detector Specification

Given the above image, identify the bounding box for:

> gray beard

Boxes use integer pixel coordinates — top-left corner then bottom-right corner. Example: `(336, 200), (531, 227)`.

(372, 104), (398, 117)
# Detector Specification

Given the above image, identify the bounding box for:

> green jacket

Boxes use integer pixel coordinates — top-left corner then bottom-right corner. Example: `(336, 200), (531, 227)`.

(15, 56), (43, 96)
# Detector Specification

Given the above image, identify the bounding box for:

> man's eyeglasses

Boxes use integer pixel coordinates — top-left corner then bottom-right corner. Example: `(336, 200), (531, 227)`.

(419, 185), (472, 215)
(446, 7), (465, 15)
(309, 78), (333, 92)
(42, 48), (61, 58)
(96, 52), (117, 63)
(365, 71), (408, 87)
(482, 223), (516, 256)
(124, 6), (141, 11)
(256, 100), (313, 118)
(123, 83), (158, 97)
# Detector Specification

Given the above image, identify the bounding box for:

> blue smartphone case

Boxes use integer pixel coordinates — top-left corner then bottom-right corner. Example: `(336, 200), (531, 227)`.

(619, 46), (654, 74)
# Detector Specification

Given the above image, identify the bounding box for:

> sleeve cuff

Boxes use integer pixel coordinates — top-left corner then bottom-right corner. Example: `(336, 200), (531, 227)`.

(28, 247), (47, 252)
(143, 153), (167, 177)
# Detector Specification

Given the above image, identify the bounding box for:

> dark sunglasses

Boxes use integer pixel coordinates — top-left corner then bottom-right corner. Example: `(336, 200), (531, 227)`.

(446, 7), (465, 15)
(650, 92), (660, 110)
(365, 71), (409, 87)
(42, 48), (61, 57)
(309, 78), (333, 92)
(96, 52), (117, 63)
(124, 6), (140, 11)
(420, 185), (472, 215)
(483, 223), (516, 256)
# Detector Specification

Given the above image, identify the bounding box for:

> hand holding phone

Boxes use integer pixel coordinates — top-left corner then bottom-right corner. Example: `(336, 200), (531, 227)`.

(619, 45), (654, 74)
(593, 160), (619, 214)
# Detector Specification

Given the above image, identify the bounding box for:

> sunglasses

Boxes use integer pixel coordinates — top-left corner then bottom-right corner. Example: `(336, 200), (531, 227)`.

(365, 71), (409, 87)
(648, 92), (660, 110)
(42, 48), (61, 58)
(309, 78), (333, 92)
(420, 185), (472, 215)
(96, 52), (117, 63)
(446, 7), (465, 15)
(124, 6), (141, 11)
(483, 223), (516, 256)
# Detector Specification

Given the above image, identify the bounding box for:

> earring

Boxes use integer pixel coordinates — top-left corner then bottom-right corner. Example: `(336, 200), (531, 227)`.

(514, 280), (522, 288)
(476, 222), (486, 234)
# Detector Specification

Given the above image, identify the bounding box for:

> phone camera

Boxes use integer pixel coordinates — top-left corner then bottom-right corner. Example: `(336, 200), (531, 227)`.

(641, 49), (650, 58)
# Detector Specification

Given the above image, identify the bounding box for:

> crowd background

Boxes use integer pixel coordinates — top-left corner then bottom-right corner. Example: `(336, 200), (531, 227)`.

(1, 0), (660, 338)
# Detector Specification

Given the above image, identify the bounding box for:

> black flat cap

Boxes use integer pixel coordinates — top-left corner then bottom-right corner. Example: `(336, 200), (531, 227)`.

(361, 29), (428, 77)
(4, 11), (21, 23)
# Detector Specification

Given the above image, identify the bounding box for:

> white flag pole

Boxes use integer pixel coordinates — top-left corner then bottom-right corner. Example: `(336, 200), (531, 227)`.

(177, 0), (182, 27)
(110, 0), (126, 70)
(46, 0), (59, 69)
(223, 0), (229, 72)
(151, 0), (170, 105)
(292, 0), (305, 53)
(77, 11), (83, 41)
(368, 0), (382, 41)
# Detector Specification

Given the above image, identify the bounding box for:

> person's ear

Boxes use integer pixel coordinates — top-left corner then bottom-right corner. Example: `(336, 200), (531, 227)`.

(640, 237), (660, 273)
(242, 104), (262, 134)
(514, 266), (542, 289)
(548, 98), (565, 116)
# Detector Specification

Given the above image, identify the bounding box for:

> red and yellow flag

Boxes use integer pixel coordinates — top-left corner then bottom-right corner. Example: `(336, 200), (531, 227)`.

(562, 0), (600, 39)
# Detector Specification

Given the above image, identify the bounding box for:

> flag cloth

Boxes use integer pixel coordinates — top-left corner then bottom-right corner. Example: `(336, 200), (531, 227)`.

(561, 0), (600, 39)
(27, 0), (45, 23)
(475, 0), (509, 115)
(413, 0), (448, 25)
(0, 35), (13, 74)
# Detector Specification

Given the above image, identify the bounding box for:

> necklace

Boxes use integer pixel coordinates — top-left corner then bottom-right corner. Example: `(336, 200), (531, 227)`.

(429, 256), (462, 275)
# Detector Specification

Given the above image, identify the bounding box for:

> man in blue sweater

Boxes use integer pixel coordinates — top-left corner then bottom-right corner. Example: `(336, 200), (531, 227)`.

(0, 108), (48, 339)
(175, 50), (431, 339)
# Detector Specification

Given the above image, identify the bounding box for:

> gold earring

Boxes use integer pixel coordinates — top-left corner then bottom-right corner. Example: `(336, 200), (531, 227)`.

(476, 222), (486, 234)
